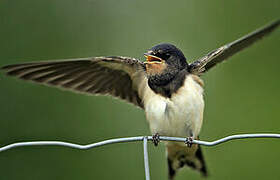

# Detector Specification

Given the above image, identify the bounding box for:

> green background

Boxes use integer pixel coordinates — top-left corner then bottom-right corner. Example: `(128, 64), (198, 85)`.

(0, 1), (279, 180)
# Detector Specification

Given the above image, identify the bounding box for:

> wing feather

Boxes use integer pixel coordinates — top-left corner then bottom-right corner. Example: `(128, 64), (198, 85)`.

(190, 19), (280, 74)
(1, 56), (146, 108)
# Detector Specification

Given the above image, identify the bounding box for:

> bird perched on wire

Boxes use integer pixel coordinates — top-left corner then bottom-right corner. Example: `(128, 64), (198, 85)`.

(1, 20), (279, 179)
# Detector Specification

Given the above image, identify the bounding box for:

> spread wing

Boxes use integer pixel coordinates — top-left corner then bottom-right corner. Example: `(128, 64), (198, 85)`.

(189, 19), (280, 74)
(1, 56), (146, 108)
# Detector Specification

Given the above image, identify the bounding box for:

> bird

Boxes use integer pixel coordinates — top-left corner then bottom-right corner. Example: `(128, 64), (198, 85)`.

(1, 20), (279, 179)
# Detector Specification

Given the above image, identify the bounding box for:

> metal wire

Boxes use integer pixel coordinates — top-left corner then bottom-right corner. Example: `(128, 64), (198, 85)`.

(1, 133), (280, 152)
(1, 133), (280, 180)
(143, 137), (150, 180)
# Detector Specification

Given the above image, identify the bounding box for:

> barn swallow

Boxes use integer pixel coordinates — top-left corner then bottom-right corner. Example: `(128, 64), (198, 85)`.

(1, 20), (279, 179)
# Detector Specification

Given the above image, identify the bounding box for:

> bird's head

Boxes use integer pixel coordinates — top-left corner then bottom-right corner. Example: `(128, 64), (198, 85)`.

(144, 43), (188, 85)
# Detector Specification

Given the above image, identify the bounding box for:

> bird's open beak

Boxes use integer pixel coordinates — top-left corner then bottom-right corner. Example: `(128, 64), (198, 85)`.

(144, 53), (163, 64)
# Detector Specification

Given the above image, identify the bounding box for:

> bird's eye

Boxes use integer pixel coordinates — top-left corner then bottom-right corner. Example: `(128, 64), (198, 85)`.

(160, 53), (170, 60)
(164, 53), (170, 59)
(155, 53), (170, 60)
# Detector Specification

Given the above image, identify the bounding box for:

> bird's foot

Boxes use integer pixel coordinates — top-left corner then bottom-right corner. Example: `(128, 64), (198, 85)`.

(152, 133), (160, 146)
(185, 137), (193, 148)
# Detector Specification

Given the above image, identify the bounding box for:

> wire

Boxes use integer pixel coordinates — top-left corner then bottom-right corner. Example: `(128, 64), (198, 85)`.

(1, 133), (280, 180)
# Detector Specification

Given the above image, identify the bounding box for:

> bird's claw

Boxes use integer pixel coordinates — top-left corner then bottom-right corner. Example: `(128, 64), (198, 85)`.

(152, 133), (160, 146)
(185, 137), (193, 147)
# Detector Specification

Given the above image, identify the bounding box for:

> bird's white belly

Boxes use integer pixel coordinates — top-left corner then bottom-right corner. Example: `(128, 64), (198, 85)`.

(144, 75), (204, 138)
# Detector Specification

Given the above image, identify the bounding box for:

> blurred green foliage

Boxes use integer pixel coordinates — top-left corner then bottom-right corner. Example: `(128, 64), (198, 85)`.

(0, 0), (279, 180)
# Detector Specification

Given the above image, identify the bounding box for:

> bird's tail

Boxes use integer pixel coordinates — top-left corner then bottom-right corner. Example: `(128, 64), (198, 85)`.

(166, 142), (207, 180)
